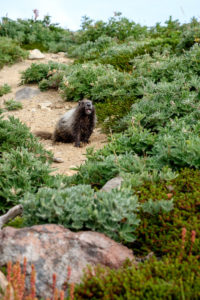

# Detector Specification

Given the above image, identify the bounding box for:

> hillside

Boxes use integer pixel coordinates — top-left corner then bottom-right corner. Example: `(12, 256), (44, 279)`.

(0, 14), (200, 299)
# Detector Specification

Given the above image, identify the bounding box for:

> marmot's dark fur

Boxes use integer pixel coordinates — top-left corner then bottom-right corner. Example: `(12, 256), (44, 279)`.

(35, 99), (96, 147)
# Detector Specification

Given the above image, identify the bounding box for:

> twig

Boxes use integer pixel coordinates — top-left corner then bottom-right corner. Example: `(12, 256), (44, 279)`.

(0, 205), (23, 230)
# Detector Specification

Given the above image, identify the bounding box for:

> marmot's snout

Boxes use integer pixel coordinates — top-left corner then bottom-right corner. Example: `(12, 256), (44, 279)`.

(85, 101), (93, 115)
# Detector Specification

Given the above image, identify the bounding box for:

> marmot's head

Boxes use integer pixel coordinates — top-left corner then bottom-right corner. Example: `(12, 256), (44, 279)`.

(79, 99), (94, 115)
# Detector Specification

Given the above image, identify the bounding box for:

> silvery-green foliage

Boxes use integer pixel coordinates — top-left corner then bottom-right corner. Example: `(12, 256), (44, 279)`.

(141, 199), (174, 215)
(21, 185), (140, 243)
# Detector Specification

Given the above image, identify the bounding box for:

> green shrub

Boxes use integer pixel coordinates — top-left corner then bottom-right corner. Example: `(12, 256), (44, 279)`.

(120, 78), (200, 132)
(21, 186), (140, 243)
(133, 168), (200, 257)
(38, 71), (65, 91)
(0, 16), (74, 53)
(4, 99), (23, 111)
(67, 155), (119, 188)
(20, 62), (66, 84)
(95, 98), (134, 132)
(0, 84), (11, 96)
(151, 119), (200, 170)
(98, 38), (175, 71)
(0, 37), (27, 68)
(59, 63), (125, 102)
(0, 147), (53, 212)
(69, 36), (116, 61)
(71, 149), (177, 192)
(75, 13), (147, 44)
(75, 256), (200, 299)
(0, 116), (53, 212)
(177, 25), (200, 52)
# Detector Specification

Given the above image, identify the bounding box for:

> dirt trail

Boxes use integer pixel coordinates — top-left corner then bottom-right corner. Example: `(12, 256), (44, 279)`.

(0, 53), (107, 175)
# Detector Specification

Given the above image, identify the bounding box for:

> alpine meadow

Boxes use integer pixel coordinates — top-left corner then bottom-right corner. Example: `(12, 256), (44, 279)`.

(0, 12), (200, 299)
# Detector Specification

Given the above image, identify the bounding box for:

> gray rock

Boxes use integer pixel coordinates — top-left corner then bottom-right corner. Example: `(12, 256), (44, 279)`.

(15, 87), (41, 100)
(101, 176), (123, 192)
(0, 225), (135, 298)
(28, 49), (45, 60)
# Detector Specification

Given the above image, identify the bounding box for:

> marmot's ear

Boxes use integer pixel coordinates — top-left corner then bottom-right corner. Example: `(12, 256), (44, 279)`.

(78, 101), (81, 106)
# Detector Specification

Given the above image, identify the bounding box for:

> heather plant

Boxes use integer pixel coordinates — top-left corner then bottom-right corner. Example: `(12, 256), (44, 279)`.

(95, 98), (134, 132)
(75, 256), (200, 299)
(0, 37), (27, 68)
(133, 168), (200, 257)
(0, 84), (11, 96)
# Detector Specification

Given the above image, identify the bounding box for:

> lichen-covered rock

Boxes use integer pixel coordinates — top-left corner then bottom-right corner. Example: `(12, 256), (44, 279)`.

(0, 224), (135, 298)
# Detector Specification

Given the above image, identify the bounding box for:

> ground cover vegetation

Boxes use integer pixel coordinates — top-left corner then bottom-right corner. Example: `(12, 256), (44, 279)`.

(1, 12), (200, 298)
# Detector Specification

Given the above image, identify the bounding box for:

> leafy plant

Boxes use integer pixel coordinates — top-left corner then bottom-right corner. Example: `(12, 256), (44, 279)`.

(0, 16), (74, 53)
(0, 84), (11, 96)
(21, 186), (140, 243)
(0, 116), (53, 212)
(0, 37), (27, 69)
(20, 61), (68, 84)
(4, 99), (23, 111)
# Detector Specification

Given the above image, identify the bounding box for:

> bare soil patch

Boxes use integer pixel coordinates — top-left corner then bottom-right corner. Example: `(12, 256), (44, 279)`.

(0, 53), (107, 175)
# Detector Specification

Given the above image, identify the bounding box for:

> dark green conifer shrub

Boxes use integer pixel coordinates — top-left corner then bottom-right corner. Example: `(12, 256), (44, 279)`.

(74, 256), (200, 299)
(133, 168), (200, 257)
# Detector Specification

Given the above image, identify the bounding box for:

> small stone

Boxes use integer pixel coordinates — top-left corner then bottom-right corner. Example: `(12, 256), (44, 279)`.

(52, 157), (64, 163)
(29, 49), (45, 60)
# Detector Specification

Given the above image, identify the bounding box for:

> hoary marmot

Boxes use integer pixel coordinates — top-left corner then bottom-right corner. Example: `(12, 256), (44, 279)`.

(35, 99), (96, 147)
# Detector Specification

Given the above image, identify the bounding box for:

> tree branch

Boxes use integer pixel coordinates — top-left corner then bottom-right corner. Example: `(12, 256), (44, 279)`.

(0, 205), (23, 230)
